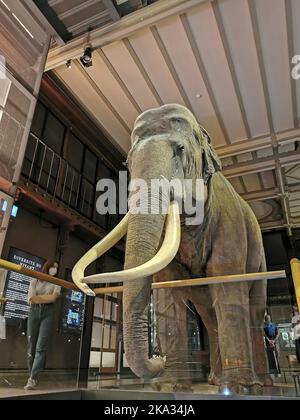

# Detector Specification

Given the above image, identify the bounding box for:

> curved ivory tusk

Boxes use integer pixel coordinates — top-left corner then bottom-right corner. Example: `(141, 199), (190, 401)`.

(72, 212), (130, 295)
(82, 201), (181, 285)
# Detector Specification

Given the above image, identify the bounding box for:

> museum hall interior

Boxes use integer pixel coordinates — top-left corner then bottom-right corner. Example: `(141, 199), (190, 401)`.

(0, 0), (300, 402)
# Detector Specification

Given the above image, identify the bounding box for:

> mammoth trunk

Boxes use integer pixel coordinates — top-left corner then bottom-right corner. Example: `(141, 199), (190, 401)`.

(123, 210), (166, 379)
(122, 139), (177, 378)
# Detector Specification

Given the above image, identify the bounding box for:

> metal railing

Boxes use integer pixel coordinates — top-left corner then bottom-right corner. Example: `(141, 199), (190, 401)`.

(22, 132), (94, 219)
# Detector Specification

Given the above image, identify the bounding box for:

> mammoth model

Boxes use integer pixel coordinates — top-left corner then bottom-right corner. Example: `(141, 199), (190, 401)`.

(73, 104), (270, 393)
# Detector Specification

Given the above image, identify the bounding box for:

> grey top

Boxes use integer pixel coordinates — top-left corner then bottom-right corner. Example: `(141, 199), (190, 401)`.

(28, 279), (61, 303)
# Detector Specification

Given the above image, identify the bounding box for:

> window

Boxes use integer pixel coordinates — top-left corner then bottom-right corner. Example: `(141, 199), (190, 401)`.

(31, 101), (46, 138)
(83, 149), (97, 183)
(79, 178), (94, 219)
(43, 112), (65, 154)
(66, 133), (84, 172)
(95, 162), (112, 229)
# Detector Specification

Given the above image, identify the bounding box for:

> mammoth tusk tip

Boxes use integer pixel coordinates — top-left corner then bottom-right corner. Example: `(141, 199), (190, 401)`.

(76, 281), (96, 297)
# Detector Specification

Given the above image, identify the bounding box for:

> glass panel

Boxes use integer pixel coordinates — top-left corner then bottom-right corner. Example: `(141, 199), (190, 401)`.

(94, 297), (103, 318)
(91, 323), (102, 349)
(87, 272), (299, 398)
(110, 326), (117, 350)
(104, 300), (111, 320)
(31, 102), (46, 138)
(102, 352), (115, 368)
(78, 179), (94, 218)
(103, 325), (110, 349)
(43, 112), (65, 154)
(83, 149), (97, 183)
(0, 259), (85, 394)
(66, 133), (84, 172)
(111, 303), (118, 323)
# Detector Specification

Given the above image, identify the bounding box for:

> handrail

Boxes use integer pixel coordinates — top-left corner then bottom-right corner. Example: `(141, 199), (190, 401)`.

(0, 259), (79, 291)
(0, 259), (286, 296)
(93, 270), (286, 295)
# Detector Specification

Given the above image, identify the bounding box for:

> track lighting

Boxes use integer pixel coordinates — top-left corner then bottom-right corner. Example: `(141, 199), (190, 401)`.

(80, 47), (93, 68)
(66, 59), (72, 69)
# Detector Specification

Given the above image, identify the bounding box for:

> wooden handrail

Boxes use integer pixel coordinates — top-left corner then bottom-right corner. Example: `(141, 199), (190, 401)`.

(0, 259), (79, 291)
(0, 259), (286, 297)
(93, 270), (286, 295)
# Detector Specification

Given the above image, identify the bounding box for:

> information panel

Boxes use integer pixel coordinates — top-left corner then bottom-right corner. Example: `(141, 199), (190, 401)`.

(60, 269), (85, 334)
(4, 247), (45, 323)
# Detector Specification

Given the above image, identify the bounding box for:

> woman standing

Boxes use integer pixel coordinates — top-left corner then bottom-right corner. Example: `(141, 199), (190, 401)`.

(24, 260), (61, 391)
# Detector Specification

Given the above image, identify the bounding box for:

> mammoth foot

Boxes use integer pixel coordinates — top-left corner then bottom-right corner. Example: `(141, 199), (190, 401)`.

(218, 370), (264, 396)
(152, 380), (193, 393)
(261, 375), (274, 387)
(208, 372), (222, 386)
(218, 382), (264, 396)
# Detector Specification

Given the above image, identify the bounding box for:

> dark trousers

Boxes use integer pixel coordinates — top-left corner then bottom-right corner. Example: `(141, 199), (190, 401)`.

(27, 304), (54, 380)
(296, 339), (300, 364)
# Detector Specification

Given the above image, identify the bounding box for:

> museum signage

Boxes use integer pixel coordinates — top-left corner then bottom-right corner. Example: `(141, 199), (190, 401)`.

(3, 247), (45, 323)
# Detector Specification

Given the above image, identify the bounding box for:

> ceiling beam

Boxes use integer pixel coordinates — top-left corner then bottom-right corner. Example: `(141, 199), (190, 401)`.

(247, 0), (295, 235)
(32, 0), (71, 43)
(68, 10), (111, 35)
(215, 127), (300, 158)
(102, 0), (121, 22)
(212, 0), (251, 138)
(46, 0), (211, 71)
(240, 188), (280, 202)
(57, 0), (100, 21)
(180, 13), (230, 145)
(74, 60), (132, 134)
(150, 26), (191, 109)
(223, 150), (300, 179)
(123, 37), (163, 106)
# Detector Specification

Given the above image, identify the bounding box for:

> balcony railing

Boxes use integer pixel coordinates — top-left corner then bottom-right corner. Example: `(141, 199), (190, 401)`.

(22, 132), (97, 223)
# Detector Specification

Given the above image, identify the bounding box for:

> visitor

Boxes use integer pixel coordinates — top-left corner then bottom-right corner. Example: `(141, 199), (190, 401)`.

(24, 260), (61, 391)
(292, 306), (300, 363)
(264, 314), (281, 375)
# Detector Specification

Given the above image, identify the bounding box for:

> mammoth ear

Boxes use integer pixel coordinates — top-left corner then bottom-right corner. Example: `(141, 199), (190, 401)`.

(199, 126), (222, 183)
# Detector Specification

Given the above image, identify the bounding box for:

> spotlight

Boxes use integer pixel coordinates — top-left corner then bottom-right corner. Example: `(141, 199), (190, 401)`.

(80, 47), (93, 68)
(66, 59), (72, 69)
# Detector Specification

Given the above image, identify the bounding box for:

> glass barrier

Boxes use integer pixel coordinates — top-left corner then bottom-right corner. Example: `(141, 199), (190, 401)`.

(87, 273), (300, 399)
(0, 259), (299, 399)
(0, 265), (84, 397)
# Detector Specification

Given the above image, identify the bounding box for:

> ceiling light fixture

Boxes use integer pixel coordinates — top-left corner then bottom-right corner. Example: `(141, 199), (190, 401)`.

(66, 59), (72, 69)
(80, 47), (93, 68)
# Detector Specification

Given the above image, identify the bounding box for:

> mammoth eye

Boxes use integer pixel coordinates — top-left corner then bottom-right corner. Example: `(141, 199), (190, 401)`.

(176, 145), (185, 152)
(171, 117), (184, 124)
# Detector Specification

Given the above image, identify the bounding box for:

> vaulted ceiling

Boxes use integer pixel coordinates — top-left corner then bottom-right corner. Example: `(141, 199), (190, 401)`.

(44, 0), (300, 233)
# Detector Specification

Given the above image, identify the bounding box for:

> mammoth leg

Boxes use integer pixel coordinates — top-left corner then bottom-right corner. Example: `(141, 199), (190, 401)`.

(153, 261), (192, 392)
(192, 289), (222, 386)
(249, 277), (272, 386)
(209, 280), (264, 393)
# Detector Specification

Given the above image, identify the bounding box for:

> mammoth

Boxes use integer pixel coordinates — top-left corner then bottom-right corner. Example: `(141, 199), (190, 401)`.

(73, 104), (270, 393)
